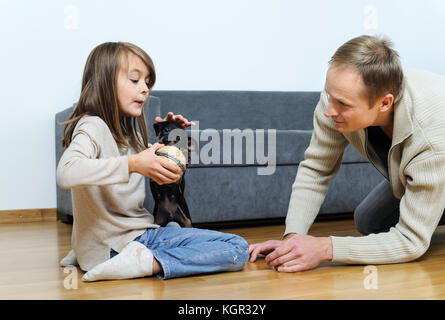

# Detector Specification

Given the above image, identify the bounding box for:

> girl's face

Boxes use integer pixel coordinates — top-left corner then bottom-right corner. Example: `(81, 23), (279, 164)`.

(117, 52), (151, 118)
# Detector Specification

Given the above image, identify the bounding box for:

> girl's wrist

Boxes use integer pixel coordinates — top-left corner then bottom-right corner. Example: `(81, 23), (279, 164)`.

(128, 154), (138, 174)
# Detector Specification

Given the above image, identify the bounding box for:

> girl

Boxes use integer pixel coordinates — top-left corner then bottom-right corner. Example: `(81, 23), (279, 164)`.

(57, 42), (248, 281)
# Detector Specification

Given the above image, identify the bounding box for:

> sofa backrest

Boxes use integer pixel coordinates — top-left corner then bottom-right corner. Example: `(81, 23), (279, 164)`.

(151, 91), (320, 130)
(150, 91), (365, 166)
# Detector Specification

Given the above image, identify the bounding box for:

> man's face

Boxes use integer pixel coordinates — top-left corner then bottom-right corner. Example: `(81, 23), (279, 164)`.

(324, 65), (380, 133)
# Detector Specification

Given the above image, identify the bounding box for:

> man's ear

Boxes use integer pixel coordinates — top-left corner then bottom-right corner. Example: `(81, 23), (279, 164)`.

(379, 94), (394, 113)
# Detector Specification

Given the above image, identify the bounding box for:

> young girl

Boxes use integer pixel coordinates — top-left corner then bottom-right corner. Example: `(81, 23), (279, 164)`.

(57, 42), (248, 281)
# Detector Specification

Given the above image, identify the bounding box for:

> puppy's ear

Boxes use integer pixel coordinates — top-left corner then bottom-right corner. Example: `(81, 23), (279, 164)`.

(153, 121), (170, 136)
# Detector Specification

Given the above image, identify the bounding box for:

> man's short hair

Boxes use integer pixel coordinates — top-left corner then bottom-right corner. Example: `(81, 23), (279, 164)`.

(329, 35), (404, 107)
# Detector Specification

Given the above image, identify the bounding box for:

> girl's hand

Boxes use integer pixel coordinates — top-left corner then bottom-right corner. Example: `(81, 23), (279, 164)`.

(155, 112), (195, 128)
(128, 143), (181, 184)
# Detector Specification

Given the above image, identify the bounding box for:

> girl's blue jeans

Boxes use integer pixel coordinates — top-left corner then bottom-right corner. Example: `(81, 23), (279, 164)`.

(111, 222), (249, 280)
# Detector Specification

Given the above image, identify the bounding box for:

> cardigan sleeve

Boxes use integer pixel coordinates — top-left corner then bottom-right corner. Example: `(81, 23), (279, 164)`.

(56, 118), (130, 189)
(284, 91), (349, 236)
(331, 153), (445, 264)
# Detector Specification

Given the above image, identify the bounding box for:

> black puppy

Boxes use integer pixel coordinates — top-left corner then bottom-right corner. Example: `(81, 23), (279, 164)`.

(150, 121), (192, 228)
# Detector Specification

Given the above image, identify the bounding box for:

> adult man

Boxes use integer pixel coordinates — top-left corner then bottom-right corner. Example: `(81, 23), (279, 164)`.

(249, 35), (445, 272)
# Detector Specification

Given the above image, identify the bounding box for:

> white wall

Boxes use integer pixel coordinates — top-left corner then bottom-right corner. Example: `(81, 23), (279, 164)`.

(1, 0), (444, 210)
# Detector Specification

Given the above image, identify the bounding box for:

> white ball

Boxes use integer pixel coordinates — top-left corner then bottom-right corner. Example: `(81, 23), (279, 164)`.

(156, 145), (187, 177)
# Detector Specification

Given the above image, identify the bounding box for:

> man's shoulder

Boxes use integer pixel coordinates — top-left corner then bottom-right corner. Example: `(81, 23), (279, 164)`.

(404, 68), (445, 93)
(404, 67), (445, 78)
(403, 68), (445, 123)
(402, 69), (445, 152)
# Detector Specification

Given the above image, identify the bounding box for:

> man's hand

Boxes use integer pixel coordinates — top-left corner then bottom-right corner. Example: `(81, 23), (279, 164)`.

(249, 234), (333, 273)
(155, 112), (195, 128)
(249, 240), (283, 262)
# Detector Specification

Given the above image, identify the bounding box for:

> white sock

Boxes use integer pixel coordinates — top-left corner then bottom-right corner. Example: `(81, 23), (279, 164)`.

(82, 241), (154, 282)
(60, 249), (78, 267)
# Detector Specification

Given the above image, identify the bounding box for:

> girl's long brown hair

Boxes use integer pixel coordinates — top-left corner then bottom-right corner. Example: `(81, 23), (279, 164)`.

(61, 42), (156, 152)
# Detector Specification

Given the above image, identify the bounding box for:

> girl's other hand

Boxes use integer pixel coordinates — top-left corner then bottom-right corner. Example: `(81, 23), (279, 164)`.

(128, 143), (181, 184)
(155, 112), (195, 128)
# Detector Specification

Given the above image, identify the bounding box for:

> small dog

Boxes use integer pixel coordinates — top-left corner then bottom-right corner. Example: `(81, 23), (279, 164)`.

(150, 121), (192, 228)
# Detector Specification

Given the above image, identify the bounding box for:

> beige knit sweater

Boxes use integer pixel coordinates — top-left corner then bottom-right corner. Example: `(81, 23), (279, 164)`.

(57, 115), (158, 271)
(284, 68), (445, 264)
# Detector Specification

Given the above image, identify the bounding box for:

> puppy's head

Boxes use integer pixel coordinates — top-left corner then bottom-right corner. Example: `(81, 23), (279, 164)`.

(153, 121), (183, 145)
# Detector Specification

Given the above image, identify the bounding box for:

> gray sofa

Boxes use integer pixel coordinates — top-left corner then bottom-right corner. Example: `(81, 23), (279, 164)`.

(55, 91), (383, 226)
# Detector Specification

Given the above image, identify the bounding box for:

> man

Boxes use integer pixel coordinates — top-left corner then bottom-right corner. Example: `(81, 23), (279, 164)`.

(249, 35), (445, 272)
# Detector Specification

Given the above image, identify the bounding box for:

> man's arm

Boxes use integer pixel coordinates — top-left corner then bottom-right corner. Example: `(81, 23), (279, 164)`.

(284, 91), (349, 236)
(331, 154), (445, 264)
(248, 91), (347, 269)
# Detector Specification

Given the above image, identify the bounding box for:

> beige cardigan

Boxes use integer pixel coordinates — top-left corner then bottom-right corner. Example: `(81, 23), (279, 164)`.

(284, 69), (445, 264)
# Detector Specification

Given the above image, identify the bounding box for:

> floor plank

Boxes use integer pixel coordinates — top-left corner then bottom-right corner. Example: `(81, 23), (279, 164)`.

(0, 219), (444, 299)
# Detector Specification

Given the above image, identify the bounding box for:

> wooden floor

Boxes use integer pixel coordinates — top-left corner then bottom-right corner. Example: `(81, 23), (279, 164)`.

(1, 218), (445, 300)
